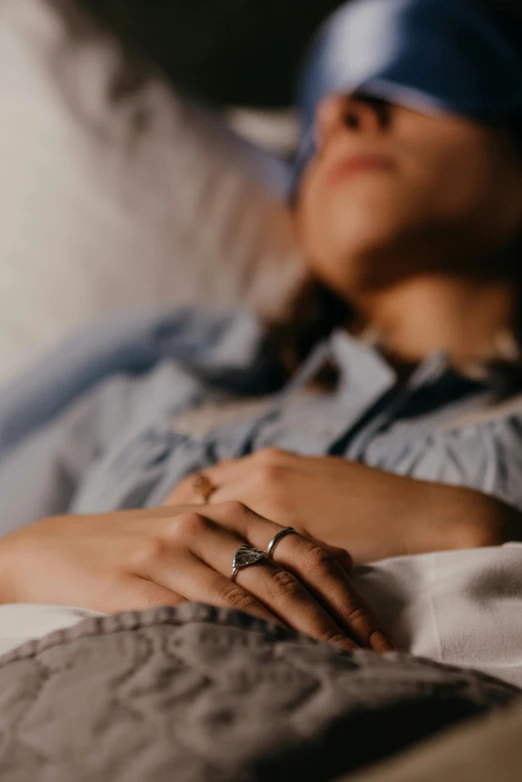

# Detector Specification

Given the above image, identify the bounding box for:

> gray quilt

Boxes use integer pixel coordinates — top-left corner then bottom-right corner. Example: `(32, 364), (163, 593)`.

(0, 603), (518, 782)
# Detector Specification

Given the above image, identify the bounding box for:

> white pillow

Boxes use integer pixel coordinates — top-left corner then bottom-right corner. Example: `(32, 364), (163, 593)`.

(0, 0), (303, 387)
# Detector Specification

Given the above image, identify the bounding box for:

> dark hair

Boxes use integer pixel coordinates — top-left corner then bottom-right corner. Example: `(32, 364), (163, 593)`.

(264, 280), (352, 383)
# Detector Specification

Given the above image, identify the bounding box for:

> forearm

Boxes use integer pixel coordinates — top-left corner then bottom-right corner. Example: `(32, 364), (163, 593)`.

(404, 483), (522, 554)
(304, 475), (522, 565)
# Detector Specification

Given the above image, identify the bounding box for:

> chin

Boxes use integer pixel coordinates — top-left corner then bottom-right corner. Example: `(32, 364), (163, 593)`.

(315, 211), (410, 291)
(298, 179), (423, 292)
(330, 180), (410, 236)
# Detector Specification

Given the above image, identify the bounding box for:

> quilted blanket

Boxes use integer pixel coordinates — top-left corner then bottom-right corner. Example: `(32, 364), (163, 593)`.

(0, 602), (518, 782)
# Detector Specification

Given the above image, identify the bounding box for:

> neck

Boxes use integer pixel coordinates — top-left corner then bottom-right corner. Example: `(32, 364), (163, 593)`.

(352, 276), (517, 370)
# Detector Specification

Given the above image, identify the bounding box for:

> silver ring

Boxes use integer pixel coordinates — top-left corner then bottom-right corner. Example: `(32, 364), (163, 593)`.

(231, 545), (266, 582)
(266, 527), (299, 560)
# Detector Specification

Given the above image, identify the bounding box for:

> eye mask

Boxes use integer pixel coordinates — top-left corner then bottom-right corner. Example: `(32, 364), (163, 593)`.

(293, 0), (522, 191)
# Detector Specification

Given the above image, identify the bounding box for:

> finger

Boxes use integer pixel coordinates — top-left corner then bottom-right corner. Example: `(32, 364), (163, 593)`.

(204, 477), (255, 505)
(166, 450), (296, 507)
(307, 536), (353, 572)
(205, 504), (394, 652)
(164, 474), (208, 506)
(184, 515), (357, 652)
(265, 535), (395, 653)
(146, 546), (284, 627)
(197, 458), (252, 485)
(165, 462), (244, 507)
(236, 560), (358, 652)
(205, 491), (353, 573)
(202, 449), (294, 485)
(202, 500), (353, 571)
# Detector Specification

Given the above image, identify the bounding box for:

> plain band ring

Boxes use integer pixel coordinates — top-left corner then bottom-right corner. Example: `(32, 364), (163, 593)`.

(231, 544), (267, 582)
(266, 527), (299, 560)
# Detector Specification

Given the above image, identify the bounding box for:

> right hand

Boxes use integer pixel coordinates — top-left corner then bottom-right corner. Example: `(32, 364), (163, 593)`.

(0, 502), (395, 653)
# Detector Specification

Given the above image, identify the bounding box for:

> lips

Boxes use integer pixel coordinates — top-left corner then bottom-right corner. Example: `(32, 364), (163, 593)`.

(326, 154), (396, 184)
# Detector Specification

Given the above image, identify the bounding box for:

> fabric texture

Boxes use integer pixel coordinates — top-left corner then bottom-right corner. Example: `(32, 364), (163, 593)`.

(0, 602), (518, 782)
(0, 0), (297, 387)
(4, 308), (522, 532)
(353, 543), (522, 688)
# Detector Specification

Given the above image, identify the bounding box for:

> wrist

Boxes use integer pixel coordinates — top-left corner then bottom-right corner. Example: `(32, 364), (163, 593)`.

(418, 486), (522, 554)
(459, 492), (522, 548)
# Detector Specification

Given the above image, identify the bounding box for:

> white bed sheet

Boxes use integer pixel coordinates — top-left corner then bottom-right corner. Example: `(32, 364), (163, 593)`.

(353, 543), (522, 687)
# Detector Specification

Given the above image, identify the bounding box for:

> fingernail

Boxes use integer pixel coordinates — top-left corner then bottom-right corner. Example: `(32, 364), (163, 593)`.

(370, 630), (397, 653)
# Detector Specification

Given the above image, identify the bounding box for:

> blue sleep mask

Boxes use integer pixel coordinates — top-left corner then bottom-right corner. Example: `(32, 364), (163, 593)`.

(293, 0), (522, 190)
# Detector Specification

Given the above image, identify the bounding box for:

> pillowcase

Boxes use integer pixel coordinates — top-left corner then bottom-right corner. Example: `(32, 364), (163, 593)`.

(0, 0), (302, 387)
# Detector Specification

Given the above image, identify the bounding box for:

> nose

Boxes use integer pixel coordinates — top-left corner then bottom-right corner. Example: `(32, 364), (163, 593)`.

(314, 93), (389, 150)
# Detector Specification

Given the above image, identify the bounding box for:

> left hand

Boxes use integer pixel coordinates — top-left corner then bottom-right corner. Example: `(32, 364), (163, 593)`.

(165, 449), (520, 564)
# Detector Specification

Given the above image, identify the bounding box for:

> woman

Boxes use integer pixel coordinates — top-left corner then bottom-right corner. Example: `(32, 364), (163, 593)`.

(1, 0), (522, 658)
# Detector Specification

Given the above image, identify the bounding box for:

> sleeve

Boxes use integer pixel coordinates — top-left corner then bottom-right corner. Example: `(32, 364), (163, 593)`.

(390, 413), (522, 512)
(0, 307), (263, 454)
(0, 361), (203, 534)
(0, 383), (109, 534)
(0, 308), (265, 533)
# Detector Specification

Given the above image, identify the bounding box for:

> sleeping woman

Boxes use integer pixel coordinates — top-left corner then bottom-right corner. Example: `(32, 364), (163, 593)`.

(2, 0), (522, 676)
